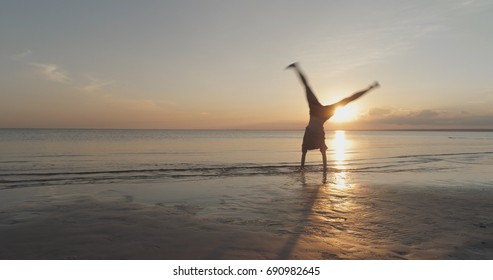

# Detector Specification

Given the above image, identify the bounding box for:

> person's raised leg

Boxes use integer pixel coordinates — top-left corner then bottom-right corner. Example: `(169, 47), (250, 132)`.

(286, 63), (322, 108)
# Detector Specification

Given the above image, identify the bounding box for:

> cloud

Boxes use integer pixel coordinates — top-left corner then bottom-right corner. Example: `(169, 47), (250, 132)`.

(460, 0), (476, 6)
(412, 109), (440, 119)
(364, 108), (446, 125)
(368, 107), (393, 117)
(355, 107), (493, 129)
(302, 1), (492, 78)
(30, 63), (71, 83)
(12, 50), (72, 83)
(455, 0), (493, 9)
(13, 50), (114, 90)
(12, 50), (32, 60)
(350, 108), (439, 128)
(305, 22), (442, 77)
(80, 76), (114, 92)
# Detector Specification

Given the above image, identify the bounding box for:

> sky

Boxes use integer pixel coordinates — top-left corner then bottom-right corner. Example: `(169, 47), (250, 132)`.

(1, 0), (493, 130)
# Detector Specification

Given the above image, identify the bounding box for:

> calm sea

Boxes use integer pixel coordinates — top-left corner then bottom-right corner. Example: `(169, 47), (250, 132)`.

(1, 129), (492, 189)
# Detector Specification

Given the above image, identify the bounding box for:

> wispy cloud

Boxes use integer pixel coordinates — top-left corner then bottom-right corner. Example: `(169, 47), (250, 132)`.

(454, 0), (493, 9)
(465, 89), (493, 104)
(30, 63), (71, 83)
(80, 75), (114, 92)
(304, 23), (442, 77)
(13, 50), (72, 83)
(459, 0), (476, 6)
(12, 50), (32, 60)
(13, 50), (113, 90)
(302, 1), (491, 77)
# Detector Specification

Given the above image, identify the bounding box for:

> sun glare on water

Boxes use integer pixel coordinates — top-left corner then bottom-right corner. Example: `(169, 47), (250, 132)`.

(332, 130), (350, 189)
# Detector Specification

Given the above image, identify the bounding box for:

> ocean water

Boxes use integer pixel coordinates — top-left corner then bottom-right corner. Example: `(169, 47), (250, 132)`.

(1, 129), (493, 260)
(0, 129), (492, 189)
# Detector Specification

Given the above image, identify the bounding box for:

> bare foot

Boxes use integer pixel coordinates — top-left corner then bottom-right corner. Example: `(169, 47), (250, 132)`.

(285, 62), (298, 70)
(371, 81), (380, 89)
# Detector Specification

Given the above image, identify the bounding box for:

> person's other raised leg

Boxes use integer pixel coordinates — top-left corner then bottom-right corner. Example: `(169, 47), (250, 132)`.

(332, 81), (380, 108)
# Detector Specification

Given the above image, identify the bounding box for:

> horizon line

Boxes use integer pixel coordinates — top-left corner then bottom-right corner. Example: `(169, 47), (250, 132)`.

(1, 127), (493, 132)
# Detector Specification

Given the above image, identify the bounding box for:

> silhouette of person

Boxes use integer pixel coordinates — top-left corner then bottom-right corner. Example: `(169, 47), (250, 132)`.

(286, 62), (379, 171)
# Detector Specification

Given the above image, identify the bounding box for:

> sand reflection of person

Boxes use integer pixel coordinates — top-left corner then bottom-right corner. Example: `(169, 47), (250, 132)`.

(286, 62), (379, 171)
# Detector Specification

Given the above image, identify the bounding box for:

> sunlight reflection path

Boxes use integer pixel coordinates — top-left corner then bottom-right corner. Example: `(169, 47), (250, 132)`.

(332, 130), (350, 189)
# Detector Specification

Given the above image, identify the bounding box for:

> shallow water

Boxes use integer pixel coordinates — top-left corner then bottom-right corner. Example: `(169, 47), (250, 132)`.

(1, 129), (492, 189)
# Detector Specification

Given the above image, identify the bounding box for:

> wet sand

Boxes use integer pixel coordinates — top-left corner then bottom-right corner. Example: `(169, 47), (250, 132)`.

(1, 171), (492, 259)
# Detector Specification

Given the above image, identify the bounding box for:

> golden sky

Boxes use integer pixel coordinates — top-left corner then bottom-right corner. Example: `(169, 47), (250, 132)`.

(1, 1), (493, 129)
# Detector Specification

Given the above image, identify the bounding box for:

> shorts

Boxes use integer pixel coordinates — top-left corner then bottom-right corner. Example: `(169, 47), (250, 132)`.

(302, 126), (327, 152)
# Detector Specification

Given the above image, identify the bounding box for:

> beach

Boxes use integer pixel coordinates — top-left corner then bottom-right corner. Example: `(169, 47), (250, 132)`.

(1, 129), (492, 259)
(1, 172), (492, 259)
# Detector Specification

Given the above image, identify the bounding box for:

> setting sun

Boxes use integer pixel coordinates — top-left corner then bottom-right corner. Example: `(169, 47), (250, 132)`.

(331, 105), (358, 123)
